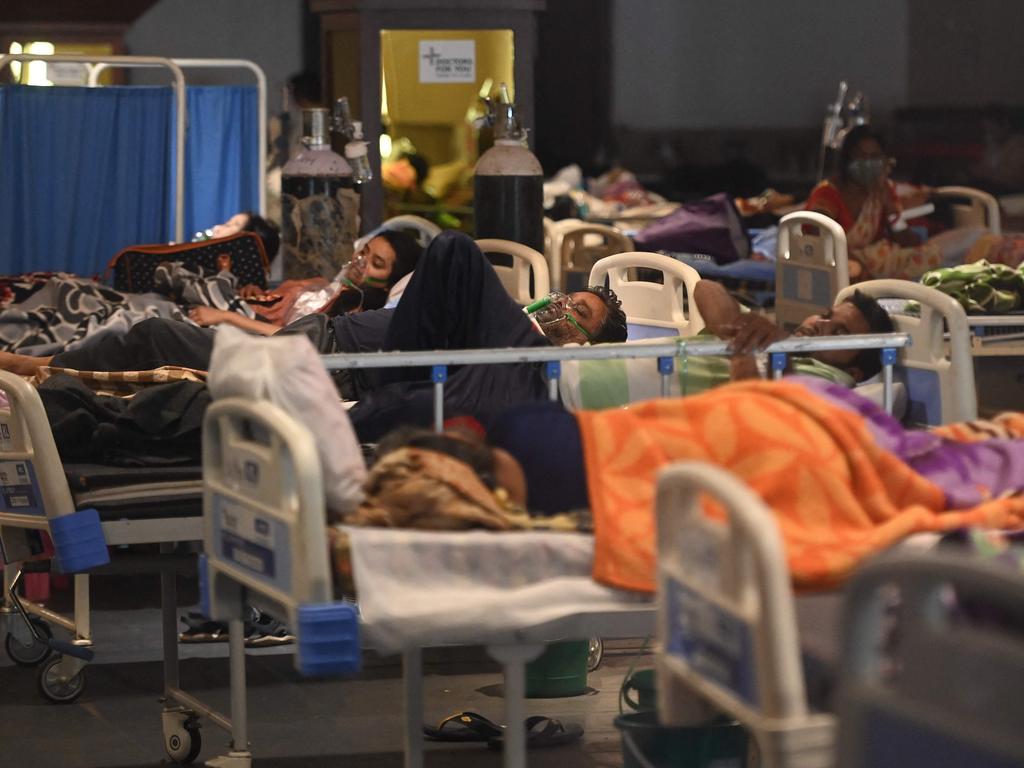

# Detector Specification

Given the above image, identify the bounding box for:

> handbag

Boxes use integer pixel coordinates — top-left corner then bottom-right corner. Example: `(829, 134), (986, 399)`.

(106, 232), (269, 293)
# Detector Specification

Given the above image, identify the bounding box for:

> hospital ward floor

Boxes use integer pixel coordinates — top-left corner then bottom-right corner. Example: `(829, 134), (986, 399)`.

(1, 573), (844, 767)
(0, 572), (715, 768)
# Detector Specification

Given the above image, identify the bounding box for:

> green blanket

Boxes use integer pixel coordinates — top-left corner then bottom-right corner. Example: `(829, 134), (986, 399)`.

(921, 259), (1024, 314)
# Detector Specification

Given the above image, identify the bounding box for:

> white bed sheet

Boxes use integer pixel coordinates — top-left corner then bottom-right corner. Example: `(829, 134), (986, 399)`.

(345, 527), (652, 654)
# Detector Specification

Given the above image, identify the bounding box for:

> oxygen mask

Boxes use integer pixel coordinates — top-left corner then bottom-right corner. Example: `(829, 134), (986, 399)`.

(525, 292), (593, 341)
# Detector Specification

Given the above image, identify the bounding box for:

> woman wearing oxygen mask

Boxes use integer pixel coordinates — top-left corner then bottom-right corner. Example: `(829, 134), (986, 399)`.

(806, 124), (982, 281)
(188, 228), (422, 335)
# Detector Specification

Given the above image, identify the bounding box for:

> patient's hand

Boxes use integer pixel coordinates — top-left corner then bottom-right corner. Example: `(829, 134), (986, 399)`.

(189, 306), (234, 327)
(238, 284), (264, 299)
(721, 313), (787, 355)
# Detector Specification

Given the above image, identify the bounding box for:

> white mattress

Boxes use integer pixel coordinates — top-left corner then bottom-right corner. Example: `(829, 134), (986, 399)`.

(345, 527), (653, 654)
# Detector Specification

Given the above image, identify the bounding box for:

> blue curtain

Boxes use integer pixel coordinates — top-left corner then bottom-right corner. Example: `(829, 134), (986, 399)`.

(178, 85), (260, 239)
(0, 84), (260, 277)
(0, 85), (173, 276)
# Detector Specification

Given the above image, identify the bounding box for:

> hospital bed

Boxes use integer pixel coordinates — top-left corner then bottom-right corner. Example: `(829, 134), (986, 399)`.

(193, 332), (912, 768)
(652, 461), (1024, 768)
(560, 279), (977, 426)
(0, 370), (204, 705)
(775, 187), (1002, 330)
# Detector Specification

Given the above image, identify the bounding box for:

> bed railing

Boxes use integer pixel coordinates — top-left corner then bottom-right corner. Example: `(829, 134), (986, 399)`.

(321, 333), (912, 431)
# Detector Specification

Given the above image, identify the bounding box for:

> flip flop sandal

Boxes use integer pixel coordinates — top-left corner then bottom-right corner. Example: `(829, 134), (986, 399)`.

(487, 716), (584, 750)
(179, 612), (230, 643)
(423, 711), (505, 742)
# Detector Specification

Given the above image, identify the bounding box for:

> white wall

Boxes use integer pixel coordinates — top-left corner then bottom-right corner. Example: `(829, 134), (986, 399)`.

(124, 0), (306, 112)
(612, 0), (909, 129)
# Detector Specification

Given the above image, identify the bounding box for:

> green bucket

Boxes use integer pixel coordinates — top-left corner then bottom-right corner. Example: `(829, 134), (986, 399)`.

(525, 640), (589, 698)
(614, 711), (748, 768)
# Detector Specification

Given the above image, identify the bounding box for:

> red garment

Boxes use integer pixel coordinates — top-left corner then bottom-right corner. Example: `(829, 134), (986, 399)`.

(805, 180), (899, 243)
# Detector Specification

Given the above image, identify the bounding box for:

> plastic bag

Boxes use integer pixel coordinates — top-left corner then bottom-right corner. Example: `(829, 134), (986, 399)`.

(207, 325), (366, 515)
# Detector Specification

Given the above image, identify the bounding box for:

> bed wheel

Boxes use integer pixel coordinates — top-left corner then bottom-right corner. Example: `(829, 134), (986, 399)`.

(5, 618), (53, 667)
(164, 714), (202, 765)
(37, 655), (86, 703)
(587, 637), (604, 672)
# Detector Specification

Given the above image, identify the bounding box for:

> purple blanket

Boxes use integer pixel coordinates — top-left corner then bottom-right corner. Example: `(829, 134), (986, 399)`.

(796, 377), (1024, 508)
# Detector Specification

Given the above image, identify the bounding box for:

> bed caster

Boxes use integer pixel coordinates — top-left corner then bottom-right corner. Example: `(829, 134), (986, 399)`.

(5, 617), (53, 667)
(163, 710), (202, 765)
(38, 655), (86, 703)
(587, 637), (604, 672)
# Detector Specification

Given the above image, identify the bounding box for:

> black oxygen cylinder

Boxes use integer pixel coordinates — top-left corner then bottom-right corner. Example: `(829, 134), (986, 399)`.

(473, 93), (544, 254)
(280, 108), (359, 280)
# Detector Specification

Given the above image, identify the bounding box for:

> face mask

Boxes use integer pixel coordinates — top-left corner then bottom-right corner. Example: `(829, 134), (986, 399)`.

(526, 292), (593, 340)
(847, 157), (887, 186)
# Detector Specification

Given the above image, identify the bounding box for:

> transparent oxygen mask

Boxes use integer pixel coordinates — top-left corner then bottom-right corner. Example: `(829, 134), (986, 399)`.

(339, 246), (389, 291)
(524, 292), (593, 340)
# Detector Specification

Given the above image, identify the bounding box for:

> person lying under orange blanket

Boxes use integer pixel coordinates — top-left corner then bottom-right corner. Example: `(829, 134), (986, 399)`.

(349, 378), (1024, 593)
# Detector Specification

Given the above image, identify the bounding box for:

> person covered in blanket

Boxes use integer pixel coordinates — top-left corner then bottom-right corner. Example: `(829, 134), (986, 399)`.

(806, 125), (990, 281)
(187, 228), (423, 333)
(352, 385), (1024, 594)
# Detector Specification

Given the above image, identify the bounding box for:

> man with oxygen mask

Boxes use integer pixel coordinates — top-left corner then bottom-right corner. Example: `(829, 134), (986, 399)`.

(524, 290), (617, 345)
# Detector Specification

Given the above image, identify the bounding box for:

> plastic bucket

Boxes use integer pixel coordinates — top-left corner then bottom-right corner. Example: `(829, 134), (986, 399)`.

(614, 711), (747, 768)
(525, 640), (589, 698)
(622, 668), (657, 712)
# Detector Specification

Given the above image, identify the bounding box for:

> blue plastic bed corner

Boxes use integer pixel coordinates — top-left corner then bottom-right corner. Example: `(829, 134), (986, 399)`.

(50, 508), (110, 573)
(296, 603), (361, 677)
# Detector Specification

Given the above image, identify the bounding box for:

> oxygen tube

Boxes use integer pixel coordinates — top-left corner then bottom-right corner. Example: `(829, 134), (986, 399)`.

(524, 295), (553, 314)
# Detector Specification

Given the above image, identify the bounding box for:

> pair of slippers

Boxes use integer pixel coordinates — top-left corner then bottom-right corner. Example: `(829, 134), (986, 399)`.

(423, 711), (584, 750)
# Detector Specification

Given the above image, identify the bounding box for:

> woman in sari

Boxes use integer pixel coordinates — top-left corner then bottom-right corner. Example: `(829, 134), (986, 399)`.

(806, 125), (953, 281)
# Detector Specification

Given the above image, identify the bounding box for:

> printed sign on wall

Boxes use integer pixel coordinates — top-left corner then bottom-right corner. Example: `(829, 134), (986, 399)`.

(419, 40), (476, 84)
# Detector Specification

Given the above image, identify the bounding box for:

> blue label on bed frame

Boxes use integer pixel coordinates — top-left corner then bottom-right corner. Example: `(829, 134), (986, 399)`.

(213, 494), (292, 592)
(0, 460), (45, 517)
(664, 577), (758, 707)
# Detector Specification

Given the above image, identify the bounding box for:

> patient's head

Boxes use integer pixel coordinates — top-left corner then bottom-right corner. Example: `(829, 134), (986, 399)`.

(375, 425), (526, 507)
(793, 290), (894, 381)
(210, 211), (281, 258)
(539, 286), (628, 346)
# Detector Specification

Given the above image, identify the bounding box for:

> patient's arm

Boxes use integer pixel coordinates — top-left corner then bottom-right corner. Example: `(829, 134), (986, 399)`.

(694, 280), (787, 355)
(188, 306), (280, 336)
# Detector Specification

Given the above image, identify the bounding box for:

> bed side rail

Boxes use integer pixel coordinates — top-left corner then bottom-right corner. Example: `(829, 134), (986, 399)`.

(201, 397), (359, 677)
(655, 461), (836, 768)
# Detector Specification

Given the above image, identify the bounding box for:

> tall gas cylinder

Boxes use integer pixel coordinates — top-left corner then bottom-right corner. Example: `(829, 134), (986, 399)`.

(473, 87), (544, 254)
(280, 107), (359, 280)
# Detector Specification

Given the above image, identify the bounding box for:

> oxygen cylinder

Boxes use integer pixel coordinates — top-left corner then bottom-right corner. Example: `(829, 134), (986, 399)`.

(473, 86), (544, 254)
(280, 108), (360, 280)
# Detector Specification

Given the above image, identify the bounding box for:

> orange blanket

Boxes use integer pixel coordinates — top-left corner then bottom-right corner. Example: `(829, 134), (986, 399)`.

(577, 381), (1024, 593)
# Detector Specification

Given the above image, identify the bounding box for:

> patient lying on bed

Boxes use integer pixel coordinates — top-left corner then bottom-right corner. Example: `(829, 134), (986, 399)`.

(0, 232), (896, 449)
(350, 382), (1024, 595)
(188, 228), (423, 332)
